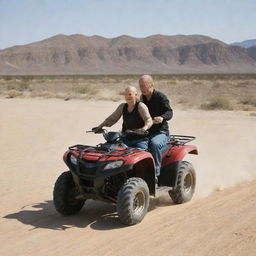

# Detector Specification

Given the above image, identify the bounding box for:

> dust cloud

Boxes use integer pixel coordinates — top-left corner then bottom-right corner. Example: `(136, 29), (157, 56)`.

(174, 110), (256, 197)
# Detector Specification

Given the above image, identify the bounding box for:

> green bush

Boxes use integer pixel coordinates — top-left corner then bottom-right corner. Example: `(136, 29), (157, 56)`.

(201, 97), (233, 110)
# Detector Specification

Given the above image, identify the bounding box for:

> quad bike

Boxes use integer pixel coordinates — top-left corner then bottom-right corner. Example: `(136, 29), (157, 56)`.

(53, 129), (198, 225)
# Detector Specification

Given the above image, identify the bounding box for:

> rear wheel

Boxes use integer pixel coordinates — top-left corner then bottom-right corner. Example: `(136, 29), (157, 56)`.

(169, 161), (196, 204)
(117, 177), (149, 225)
(53, 171), (85, 215)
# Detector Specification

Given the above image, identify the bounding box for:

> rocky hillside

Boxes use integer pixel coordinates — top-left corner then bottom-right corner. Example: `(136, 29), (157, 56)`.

(247, 45), (256, 61)
(0, 34), (256, 74)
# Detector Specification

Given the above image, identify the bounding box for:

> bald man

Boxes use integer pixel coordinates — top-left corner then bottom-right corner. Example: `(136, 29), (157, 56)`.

(139, 75), (173, 179)
(93, 86), (153, 150)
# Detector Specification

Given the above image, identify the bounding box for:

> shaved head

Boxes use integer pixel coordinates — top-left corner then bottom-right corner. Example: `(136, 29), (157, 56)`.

(139, 74), (154, 98)
(124, 86), (138, 104)
(139, 75), (154, 87)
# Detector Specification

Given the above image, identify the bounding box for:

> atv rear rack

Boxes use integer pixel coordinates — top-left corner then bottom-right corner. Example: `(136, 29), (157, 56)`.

(169, 135), (196, 145)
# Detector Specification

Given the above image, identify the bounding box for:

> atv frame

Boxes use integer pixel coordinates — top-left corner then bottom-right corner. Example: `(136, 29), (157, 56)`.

(53, 130), (198, 225)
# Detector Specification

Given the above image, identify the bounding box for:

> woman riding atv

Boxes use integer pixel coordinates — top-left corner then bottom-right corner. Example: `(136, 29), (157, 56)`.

(92, 86), (153, 150)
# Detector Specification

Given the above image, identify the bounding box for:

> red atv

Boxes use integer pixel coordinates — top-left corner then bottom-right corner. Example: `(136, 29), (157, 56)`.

(53, 129), (198, 225)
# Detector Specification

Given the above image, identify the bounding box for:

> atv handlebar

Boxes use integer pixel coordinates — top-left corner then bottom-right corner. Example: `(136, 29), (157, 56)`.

(86, 129), (195, 145)
(87, 128), (148, 136)
(87, 128), (109, 141)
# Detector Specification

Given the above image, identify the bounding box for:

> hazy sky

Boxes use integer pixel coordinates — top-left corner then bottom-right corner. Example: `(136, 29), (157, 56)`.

(0, 0), (255, 49)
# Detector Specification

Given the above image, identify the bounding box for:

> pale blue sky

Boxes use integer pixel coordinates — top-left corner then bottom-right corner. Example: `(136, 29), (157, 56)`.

(0, 0), (255, 49)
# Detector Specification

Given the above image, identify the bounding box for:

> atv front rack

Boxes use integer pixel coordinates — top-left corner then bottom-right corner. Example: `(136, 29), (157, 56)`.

(69, 144), (143, 161)
(169, 135), (196, 145)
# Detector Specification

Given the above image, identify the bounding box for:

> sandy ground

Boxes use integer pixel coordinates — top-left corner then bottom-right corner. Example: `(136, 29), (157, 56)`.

(0, 98), (256, 256)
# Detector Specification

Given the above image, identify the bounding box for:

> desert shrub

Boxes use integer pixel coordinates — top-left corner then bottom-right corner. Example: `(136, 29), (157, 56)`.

(236, 81), (248, 87)
(6, 90), (23, 98)
(200, 97), (233, 110)
(74, 85), (98, 95)
(30, 91), (54, 98)
(19, 82), (29, 91)
(7, 84), (16, 90)
(3, 76), (13, 81)
(21, 75), (35, 82)
(7, 82), (29, 91)
(212, 82), (222, 89)
(240, 96), (256, 107)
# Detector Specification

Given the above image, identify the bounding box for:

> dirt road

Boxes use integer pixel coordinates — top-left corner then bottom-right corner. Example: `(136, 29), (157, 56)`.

(1, 98), (255, 256)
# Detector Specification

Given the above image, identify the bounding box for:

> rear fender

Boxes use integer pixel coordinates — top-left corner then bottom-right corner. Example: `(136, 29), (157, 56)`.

(168, 145), (198, 163)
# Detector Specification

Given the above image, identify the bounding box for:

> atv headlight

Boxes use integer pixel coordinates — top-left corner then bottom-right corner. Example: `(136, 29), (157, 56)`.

(104, 160), (124, 170)
(70, 154), (77, 165)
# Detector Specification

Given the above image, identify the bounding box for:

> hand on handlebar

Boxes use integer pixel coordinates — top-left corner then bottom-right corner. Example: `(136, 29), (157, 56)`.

(92, 127), (104, 134)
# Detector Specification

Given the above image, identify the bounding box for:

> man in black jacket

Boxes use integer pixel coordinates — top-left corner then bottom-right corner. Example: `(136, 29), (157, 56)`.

(139, 75), (173, 179)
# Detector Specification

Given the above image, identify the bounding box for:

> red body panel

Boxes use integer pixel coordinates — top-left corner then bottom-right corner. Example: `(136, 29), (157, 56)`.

(162, 144), (198, 166)
(67, 147), (154, 166)
(64, 143), (197, 169)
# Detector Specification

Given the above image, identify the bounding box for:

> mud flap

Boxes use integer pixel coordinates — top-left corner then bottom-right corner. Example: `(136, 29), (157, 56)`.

(158, 161), (181, 187)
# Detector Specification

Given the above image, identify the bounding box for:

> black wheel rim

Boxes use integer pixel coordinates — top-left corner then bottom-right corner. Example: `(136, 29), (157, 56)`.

(133, 191), (145, 215)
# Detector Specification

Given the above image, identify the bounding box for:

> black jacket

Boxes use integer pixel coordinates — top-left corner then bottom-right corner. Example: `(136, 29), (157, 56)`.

(142, 90), (173, 135)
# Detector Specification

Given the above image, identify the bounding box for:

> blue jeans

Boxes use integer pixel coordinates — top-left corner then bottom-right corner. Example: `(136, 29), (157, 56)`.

(149, 133), (169, 176)
(123, 137), (149, 150)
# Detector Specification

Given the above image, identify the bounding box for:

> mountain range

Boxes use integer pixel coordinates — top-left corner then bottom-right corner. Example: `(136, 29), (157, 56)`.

(0, 34), (256, 74)
(231, 39), (256, 48)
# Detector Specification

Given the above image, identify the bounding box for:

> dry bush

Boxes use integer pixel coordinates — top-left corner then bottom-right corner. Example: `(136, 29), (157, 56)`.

(240, 96), (256, 107)
(74, 85), (98, 95)
(236, 81), (249, 87)
(30, 91), (55, 98)
(1, 75), (256, 111)
(200, 97), (233, 110)
(7, 82), (30, 91)
(212, 82), (223, 89)
(6, 90), (23, 98)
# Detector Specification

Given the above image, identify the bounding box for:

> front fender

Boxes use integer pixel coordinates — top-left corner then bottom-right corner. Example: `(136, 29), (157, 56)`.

(63, 150), (71, 165)
(125, 151), (156, 196)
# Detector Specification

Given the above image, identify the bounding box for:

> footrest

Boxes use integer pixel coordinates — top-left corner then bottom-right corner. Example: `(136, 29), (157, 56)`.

(155, 186), (173, 196)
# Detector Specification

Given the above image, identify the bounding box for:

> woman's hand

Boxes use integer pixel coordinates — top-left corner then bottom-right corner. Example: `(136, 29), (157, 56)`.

(92, 127), (103, 133)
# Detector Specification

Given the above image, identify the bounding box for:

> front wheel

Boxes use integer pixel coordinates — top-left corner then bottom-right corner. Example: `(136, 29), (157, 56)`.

(53, 171), (85, 215)
(169, 161), (196, 204)
(117, 177), (149, 226)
